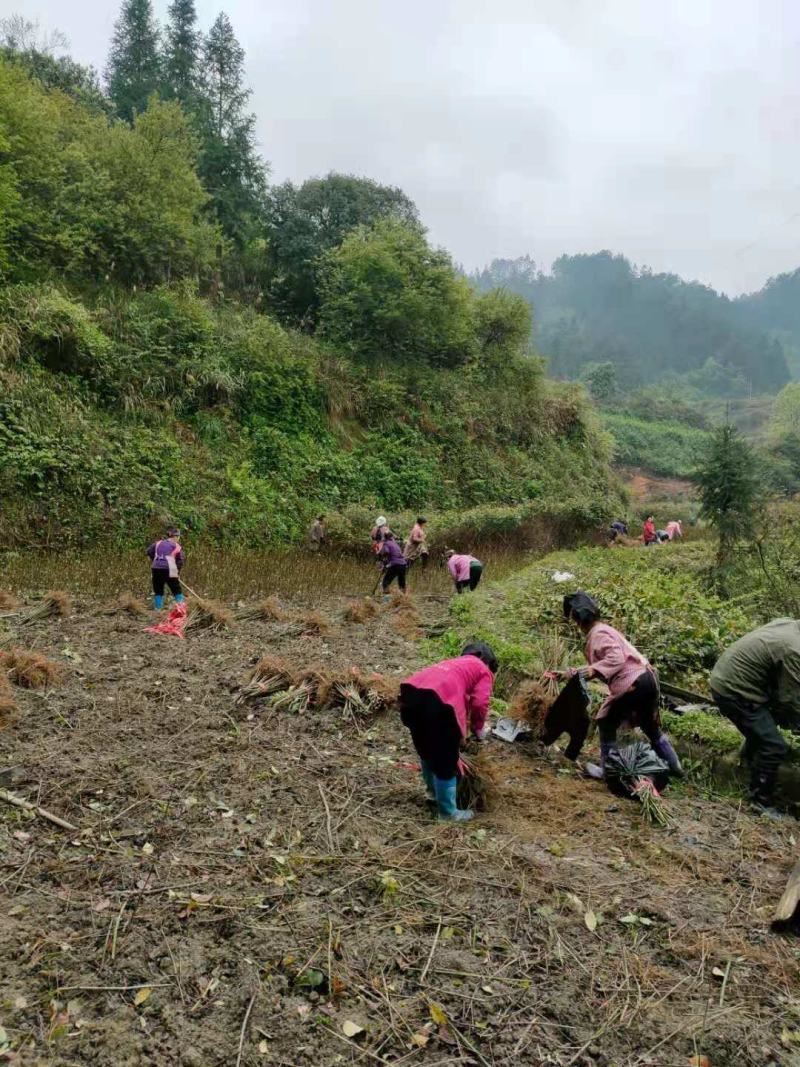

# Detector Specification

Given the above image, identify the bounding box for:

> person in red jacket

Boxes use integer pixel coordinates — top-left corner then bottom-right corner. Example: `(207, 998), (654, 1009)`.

(399, 642), (498, 821)
(642, 515), (657, 546)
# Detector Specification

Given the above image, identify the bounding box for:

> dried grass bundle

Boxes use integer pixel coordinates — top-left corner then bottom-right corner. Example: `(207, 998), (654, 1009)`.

(19, 590), (72, 626)
(343, 598), (379, 624)
(102, 593), (147, 617)
(457, 750), (497, 813)
(236, 596), (287, 622)
(325, 669), (397, 720)
(387, 594), (422, 637)
(508, 678), (557, 733)
(0, 648), (62, 689)
(295, 667), (336, 709)
(236, 655), (295, 705)
(0, 591), (21, 611)
(184, 599), (233, 633)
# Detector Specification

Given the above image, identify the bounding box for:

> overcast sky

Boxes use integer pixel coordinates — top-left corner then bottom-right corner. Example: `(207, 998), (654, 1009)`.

(7, 0), (800, 294)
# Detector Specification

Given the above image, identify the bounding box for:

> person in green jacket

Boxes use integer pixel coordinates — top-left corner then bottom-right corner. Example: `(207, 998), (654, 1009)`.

(710, 618), (800, 815)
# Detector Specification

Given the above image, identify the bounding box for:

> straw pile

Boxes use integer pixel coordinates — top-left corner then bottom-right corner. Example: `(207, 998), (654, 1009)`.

(184, 599), (233, 633)
(297, 611), (329, 637)
(0, 591), (21, 611)
(0, 648), (62, 689)
(387, 595), (422, 638)
(18, 590), (72, 626)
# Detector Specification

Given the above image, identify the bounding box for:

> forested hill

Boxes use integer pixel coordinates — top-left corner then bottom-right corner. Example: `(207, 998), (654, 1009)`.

(472, 253), (791, 396)
(0, 10), (619, 549)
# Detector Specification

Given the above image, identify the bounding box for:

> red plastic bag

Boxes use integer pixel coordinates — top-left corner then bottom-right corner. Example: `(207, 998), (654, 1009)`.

(144, 602), (188, 638)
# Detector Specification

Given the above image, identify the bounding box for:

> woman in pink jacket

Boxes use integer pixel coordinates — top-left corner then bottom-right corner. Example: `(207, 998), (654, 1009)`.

(561, 591), (683, 781)
(400, 642), (498, 821)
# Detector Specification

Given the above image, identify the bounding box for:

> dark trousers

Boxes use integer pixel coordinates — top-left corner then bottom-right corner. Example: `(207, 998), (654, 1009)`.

(400, 687), (461, 779)
(152, 570), (182, 597)
(382, 563), (407, 592)
(598, 671), (662, 746)
(456, 562), (483, 594)
(712, 690), (789, 804)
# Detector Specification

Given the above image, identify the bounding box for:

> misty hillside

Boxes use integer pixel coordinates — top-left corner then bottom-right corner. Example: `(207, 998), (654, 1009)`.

(472, 253), (793, 396)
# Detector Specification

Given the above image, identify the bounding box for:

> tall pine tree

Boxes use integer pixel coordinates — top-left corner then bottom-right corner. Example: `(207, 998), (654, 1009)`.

(198, 13), (267, 255)
(105, 0), (160, 122)
(163, 0), (200, 107)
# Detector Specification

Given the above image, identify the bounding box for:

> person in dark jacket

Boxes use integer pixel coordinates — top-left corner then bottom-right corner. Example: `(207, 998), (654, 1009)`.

(379, 531), (408, 594)
(710, 619), (800, 815)
(146, 526), (185, 610)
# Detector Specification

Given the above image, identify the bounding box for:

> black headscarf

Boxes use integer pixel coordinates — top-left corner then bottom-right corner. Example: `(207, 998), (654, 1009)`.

(461, 641), (499, 674)
(563, 591), (600, 626)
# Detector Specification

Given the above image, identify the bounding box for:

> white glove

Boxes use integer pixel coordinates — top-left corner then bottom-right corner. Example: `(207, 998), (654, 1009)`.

(475, 724), (491, 741)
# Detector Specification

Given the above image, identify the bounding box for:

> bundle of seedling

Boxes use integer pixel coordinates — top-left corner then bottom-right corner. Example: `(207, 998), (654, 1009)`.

(184, 599), (233, 633)
(235, 596), (288, 623)
(17, 591), (72, 626)
(101, 593), (147, 617)
(457, 749), (497, 812)
(0, 591), (21, 612)
(0, 648), (62, 690)
(604, 742), (672, 827)
(235, 658), (399, 721)
(343, 598), (379, 624)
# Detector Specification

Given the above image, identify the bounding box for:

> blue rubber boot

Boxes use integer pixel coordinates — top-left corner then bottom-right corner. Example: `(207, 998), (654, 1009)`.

(153, 595), (164, 610)
(652, 734), (685, 778)
(174, 593), (185, 604)
(420, 760), (436, 805)
(434, 776), (474, 822)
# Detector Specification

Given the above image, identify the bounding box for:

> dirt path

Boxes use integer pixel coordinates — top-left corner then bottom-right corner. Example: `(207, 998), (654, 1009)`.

(0, 590), (797, 1066)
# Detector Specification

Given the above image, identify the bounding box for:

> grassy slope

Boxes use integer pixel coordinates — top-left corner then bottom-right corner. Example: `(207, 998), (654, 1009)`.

(0, 286), (622, 549)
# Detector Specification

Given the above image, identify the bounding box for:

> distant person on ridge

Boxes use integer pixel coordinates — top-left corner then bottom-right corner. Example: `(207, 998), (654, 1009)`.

(642, 516), (658, 546)
(404, 517), (430, 569)
(309, 514), (327, 551)
(710, 620), (800, 816)
(399, 642), (498, 821)
(665, 519), (683, 540)
(609, 519), (628, 543)
(446, 549), (484, 594)
(555, 591), (683, 781)
(378, 530), (408, 595)
(146, 526), (185, 611)
(370, 515), (389, 555)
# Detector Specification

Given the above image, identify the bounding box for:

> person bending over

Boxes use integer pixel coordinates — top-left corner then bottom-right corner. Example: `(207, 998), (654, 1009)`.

(710, 619), (800, 816)
(446, 550), (483, 594)
(399, 642), (498, 821)
(559, 591), (682, 780)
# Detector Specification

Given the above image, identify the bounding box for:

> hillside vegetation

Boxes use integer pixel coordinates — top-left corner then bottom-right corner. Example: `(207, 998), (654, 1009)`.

(0, 41), (618, 548)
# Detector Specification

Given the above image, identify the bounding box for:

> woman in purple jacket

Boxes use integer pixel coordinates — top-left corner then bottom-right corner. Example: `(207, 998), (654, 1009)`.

(146, 526), (185, 610)
(378, 531), (408, 595)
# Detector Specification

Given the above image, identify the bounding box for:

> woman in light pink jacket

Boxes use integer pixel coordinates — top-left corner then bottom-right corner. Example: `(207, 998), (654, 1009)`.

(400, 643), (497, 821)
(560, 591), (683, 781)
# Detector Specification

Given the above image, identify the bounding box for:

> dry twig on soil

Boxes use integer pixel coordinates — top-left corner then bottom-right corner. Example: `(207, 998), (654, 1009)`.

(185, 599), (233, 633)
(18, 590), (72, 626)
(0, 648), (62, 689)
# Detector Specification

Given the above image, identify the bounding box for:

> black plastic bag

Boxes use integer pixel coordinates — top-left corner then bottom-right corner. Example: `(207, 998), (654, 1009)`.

(605, 741), (670, 798)
(541, 673), (591, 761)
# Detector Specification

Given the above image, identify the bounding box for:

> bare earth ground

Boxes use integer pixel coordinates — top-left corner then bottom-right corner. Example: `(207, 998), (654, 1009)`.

(0, 592), (798, 1067)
